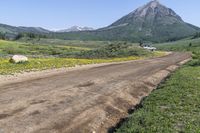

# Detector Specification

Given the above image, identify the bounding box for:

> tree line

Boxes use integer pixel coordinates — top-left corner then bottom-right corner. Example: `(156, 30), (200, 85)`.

(15, 33), (47, 40)
(0, 32), (48, 40)
(0, 32), (6, 40)
(192, 32), (200, 39)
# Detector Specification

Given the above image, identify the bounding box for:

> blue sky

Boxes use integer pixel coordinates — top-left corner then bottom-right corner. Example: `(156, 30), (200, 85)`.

(0, 0), (199, 30)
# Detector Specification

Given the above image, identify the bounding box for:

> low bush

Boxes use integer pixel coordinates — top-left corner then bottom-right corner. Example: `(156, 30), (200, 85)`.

(76, 43), (151, 59)
(187, 51), (200, 66)
(188, 59), (200, 66)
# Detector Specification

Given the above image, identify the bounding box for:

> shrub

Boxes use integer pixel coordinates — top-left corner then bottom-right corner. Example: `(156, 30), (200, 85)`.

(186, 51), (200, 66)
(76, 43), (151, 59)
(3, 47), (27, 55)
(188, 59), (200, 66)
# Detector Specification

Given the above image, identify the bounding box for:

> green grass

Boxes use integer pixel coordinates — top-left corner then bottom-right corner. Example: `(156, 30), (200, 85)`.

(0, 40), (90, 57)
(116, 37), (200, 133)
(18, 38), (115, 48)
(76, 44), (155, 59)
(154, 37), (200, 52)
(0, 39), (139, 57)
(0, 56), (142, 75)
(155, 37), (200, 66)
(0, 39), (165, 75)
(116, 65), (200, 133)
(0, 51), (165, 75)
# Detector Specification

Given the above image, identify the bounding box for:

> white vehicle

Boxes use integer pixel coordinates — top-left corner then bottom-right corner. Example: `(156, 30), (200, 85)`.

(143, 46), (157, 51)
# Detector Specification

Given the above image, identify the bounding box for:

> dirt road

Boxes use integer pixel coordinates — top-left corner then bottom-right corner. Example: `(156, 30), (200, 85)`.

(0, 52), (191, 133)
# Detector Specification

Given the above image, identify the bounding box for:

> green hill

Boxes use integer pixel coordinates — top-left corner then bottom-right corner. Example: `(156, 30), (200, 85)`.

(0, 23), (50, 39)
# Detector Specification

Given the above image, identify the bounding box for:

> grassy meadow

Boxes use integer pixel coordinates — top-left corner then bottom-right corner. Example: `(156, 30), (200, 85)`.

(0, 39), (165, 75)
(18, 38), (112, 48)
(0, 57), (142, 75)
(116, 37), (200, 132)
(0, 39), (90, 57)
(154, 38), (200, 52)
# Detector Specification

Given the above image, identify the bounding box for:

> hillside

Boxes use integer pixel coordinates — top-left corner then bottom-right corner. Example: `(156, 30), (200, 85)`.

(51, 0), (200, 42)
(0, 23), (50, 39)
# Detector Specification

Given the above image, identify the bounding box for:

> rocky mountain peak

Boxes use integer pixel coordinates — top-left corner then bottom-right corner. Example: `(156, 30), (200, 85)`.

(147, 0), (160, 8)
(101, 0), (200, 42)
(109, 0), (183, 28)
(133, 0), (180, 19)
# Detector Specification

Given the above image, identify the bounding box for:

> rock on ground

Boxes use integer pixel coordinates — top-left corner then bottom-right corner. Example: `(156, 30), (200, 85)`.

(10, 55), (28, 63)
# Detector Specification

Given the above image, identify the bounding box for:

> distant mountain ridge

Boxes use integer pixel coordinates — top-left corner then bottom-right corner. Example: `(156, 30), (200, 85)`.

(57, 26), (94, 32)
(0, 23), (50, 39)
(0, 23), (50, 34)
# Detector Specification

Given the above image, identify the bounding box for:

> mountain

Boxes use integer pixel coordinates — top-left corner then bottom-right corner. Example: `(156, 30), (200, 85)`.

(56, 0), (200, 42)
(0, 23), (50, 39)
(1, 0), (199, 42)
(57, 26), (94, 32)
(97, 0), (200, 42)
(0, 23), (50, 34)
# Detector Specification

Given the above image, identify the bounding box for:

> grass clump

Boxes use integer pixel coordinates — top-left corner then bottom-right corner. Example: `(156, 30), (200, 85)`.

(188, 51), (200, 66)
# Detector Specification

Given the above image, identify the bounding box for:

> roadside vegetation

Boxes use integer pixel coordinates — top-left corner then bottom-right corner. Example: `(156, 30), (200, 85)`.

(18, 38), (111, 49)
(0, 39), (165, 75)
(155, 37), (200, 66)
(0, 40), (90, 57)
(116, 37), (200, 133)
(0, 57), (140, 75)
(76, 43), (155, 58)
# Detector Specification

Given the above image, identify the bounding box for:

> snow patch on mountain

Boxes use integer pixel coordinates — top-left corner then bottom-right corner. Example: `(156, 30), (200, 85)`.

(56, 26), (94, 32)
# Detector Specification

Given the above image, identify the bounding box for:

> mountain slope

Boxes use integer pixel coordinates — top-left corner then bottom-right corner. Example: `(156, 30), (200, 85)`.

(0, 23), (50, 39)
(97, 0), (199, 42)
(54, 0), (200, 42)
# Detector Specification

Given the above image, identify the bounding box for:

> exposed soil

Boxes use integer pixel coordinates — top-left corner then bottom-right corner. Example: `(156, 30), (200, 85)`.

(0, 52), (191, 133)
